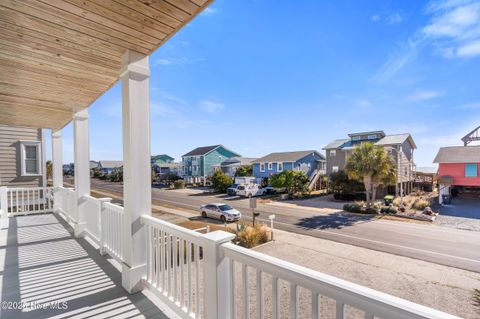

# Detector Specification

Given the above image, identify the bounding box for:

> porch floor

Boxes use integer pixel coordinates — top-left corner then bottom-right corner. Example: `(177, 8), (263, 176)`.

(0, 213), (169, 319)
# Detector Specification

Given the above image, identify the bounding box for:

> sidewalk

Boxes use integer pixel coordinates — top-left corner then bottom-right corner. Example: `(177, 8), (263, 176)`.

(254, 228), (480, 319)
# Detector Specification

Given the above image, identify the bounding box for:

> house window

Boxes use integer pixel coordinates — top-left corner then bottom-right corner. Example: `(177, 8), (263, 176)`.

(278, 162), (283, 172)
(465, 164), (478, 177)
(268, 162), (273, 170)
(260, 163), (265, 172)
(332, 166), (339, 173)
(330, 150), (336, 156)
(20, 141), (41, 176)
(352, 136), (361, 141)
(367, 134), (377, 140)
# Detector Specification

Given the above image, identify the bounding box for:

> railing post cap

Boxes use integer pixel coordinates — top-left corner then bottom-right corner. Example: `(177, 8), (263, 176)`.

(201, 230), (235, 244)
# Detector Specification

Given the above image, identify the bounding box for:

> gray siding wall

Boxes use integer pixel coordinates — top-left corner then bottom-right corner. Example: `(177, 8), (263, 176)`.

(326, 149), (347, 175)
(0, 125), (44, 187)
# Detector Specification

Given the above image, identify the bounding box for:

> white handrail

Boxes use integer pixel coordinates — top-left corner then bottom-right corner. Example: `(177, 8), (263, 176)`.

(100, 201), (123, 262)
(141, 214), (202, 243)
(221, 242), (460, 319)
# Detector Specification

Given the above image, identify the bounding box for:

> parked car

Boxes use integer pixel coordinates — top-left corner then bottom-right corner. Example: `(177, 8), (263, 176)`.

(200, 203), (241, 222)
(227, 184), (240, 196)
(236, 184), (265, 197)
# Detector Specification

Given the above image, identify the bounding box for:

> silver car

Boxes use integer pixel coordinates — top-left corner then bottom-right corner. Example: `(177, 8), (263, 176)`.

(200, 203), (241, 222)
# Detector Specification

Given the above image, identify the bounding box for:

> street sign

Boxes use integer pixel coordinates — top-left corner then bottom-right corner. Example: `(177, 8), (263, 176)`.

(249, 197), (257, 209)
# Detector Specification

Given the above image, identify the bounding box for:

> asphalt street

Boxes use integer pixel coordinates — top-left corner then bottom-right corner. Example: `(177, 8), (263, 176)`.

(73, 178), (480, 273)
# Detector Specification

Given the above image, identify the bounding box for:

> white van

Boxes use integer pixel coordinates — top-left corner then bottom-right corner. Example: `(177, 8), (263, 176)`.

(236, 183), (265, 197)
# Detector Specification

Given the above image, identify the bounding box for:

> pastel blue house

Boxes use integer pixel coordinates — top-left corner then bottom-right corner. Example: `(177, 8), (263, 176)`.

(252, 150), (326, 184)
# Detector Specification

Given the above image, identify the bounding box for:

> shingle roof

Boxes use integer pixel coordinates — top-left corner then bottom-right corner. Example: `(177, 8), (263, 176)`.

(324, 133), (417, 150)
(433, 146), (480, 163)
(323, 139), (349, 150)
(221, 157), (257, 166)
(98, 160), (123, 169)
(182, 145), (221, 157)
(376, 134), (415, 147)
(252, 151), (324, 163)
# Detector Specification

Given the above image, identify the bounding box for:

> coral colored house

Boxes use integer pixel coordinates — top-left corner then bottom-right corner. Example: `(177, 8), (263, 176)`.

(433, 145), (480, 203)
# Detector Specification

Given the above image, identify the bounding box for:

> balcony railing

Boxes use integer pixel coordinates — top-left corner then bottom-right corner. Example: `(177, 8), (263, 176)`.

(0, 186), (461, 319)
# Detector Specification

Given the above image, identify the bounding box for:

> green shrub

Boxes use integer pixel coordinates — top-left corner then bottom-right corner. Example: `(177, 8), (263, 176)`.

(364, 207), (378, 214)
(211, 171), (233, 193)
(230, 223), (268, 248)
(384, 195), (394, 205)
(412, 198), (430, 211)
(174, 180), (185, 189)
(343, 203), (362, 213)
(381, 206), (398, 214)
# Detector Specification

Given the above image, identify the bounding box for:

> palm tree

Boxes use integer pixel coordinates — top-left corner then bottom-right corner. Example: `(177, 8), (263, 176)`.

(345, 142), (397, 206)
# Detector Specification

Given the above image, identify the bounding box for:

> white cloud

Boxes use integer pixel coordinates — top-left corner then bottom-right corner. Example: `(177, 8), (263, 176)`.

(422, 0), (480, 58)
(459, 101), (480, 109)
(154, 57), (204, 66)
(386, 13), (403, 24)
(372, 39), (418, 82)
(356, 99), (373, 107)
(371, 14), (381, 22)
(457, 39), (480, 56)
(407, 90), (444, 101)
(198, 100), (224, 113)
(201, 7), (218, 16)
(373, 1), (480, 81)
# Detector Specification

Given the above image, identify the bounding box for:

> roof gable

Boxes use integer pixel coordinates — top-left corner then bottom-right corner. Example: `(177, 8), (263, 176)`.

(433, 146), (480, 163)
(182, 145), (241, 157)
(253, 150), (324, 163)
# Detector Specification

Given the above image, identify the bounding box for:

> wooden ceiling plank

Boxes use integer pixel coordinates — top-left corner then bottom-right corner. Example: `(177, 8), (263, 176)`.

(53, 0), (163, 45)
(65, 0), (168, 41)
(113, 0), (182, 27)
(0, 19), (123, 61)
(164, 0), (200, 15)
(89, 0), (176, 34)
(0, 101), (73, 114)
(136, 0), (191, 22)
(0, 93), (71, 110)
(0, 27), (121, 70)
(0, 53), (115, 85)
(189, 0), (209, 7)
(0, 83), (100, 105)
(0, 39), (118, 78)
(0, 1), (152, 54)
(0, 69), (106, 95)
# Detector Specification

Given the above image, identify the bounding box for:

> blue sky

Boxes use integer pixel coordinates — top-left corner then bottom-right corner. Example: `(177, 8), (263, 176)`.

(54, 0), (480, 167)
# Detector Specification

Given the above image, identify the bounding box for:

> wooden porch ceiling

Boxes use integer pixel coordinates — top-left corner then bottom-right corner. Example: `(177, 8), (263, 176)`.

(0, 0), (212, 131)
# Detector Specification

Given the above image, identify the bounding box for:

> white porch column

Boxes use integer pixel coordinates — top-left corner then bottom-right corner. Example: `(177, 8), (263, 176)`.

(120, 50), (151, 293)
(73, 109), (90, 237)
(52, 130), (63, 188)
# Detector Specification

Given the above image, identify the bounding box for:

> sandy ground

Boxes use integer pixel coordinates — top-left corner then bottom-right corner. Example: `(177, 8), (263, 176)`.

(253, 229), (480, 319)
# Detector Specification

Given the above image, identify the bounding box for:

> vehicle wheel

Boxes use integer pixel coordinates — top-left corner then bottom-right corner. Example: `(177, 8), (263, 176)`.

(220, 215), (226, 223)
(202, 211), (207, 218)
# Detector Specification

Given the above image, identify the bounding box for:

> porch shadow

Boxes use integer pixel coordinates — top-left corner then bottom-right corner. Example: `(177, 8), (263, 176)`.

(0, 213), (168, 319)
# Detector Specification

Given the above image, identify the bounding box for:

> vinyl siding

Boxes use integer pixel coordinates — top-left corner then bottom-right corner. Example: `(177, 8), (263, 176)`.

(0, 125), (44, 187)
(326, 149), (347, 175)
(203, 147), (238, 177)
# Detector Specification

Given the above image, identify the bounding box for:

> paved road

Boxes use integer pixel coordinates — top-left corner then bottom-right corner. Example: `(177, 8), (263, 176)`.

(74, 178), (480, 273)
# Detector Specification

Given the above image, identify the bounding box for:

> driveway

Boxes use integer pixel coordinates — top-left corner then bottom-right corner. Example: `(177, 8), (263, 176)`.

(435, 194), (480, 231)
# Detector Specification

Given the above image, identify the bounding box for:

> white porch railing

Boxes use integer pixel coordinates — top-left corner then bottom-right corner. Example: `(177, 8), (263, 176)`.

(100, 201), (124, 263)
(0, 186), (461, 319)
(55, 186), (77, 223)
(3, 187), (53, 215)
(143, 214), (204, 319)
